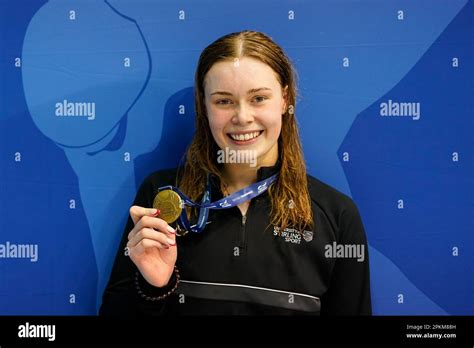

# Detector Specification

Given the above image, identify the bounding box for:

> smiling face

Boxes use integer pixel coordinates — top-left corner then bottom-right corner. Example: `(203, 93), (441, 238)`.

(203, 57), (288, 167)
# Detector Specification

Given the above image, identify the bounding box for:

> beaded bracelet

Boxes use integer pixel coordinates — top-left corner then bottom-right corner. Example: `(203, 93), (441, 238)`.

(134, 265), (180, 301)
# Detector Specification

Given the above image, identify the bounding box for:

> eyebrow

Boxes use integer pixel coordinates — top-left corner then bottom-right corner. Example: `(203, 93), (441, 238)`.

(210, 87), (272, 96)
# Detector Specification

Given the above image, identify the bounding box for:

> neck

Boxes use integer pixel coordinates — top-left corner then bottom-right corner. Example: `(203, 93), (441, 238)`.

(222, 163), (259, 189)
(222, 145), (279, 191)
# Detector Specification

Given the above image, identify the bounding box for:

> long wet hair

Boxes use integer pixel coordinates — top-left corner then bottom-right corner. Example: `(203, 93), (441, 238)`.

(178, 30), (313, 233)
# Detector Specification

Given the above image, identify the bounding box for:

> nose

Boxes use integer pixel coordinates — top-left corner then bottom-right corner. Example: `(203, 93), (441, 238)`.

(232, 103), (254, 125)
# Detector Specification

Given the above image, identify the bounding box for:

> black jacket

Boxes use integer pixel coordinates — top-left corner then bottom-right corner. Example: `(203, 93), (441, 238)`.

(99, 163), (372, 316)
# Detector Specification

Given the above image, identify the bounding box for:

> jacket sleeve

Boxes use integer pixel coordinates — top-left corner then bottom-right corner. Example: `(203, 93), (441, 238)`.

(98, 175), (178, 317)
(320, 199), (372, 315)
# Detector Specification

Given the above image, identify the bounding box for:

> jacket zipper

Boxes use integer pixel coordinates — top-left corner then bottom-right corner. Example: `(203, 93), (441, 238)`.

(242, 214), (247, 226)
(240, 199), (253, 249)
(241, 213), (247, 249)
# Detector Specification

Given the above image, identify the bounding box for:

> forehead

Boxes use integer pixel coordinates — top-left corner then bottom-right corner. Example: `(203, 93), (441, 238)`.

(204, 57), (280, 92)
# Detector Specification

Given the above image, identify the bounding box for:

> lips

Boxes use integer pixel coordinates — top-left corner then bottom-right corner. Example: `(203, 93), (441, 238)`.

(227, 130), (263, 142)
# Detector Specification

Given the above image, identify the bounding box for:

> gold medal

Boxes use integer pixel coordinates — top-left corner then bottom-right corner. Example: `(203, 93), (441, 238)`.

(153, 189), (183, 224)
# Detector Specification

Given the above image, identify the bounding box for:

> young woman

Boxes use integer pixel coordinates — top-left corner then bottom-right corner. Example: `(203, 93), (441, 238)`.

(99, 30), (371, 316)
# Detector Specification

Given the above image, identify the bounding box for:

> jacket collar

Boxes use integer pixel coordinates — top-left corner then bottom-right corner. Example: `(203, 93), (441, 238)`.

(208, 160), (281, 198)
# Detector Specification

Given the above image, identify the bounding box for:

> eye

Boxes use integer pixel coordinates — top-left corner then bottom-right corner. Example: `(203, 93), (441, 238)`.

(252, 96), (268, 103)
(216, 99), (232, 105)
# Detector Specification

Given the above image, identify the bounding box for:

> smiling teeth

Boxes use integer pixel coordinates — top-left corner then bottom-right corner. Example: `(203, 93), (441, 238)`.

(229, 131), (261, 141)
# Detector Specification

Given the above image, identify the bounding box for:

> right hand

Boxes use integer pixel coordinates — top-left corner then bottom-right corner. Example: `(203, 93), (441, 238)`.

(127, 206), (178, 288)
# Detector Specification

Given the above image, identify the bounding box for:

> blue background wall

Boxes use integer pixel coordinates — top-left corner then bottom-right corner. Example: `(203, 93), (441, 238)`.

(0, 0), (472, 315)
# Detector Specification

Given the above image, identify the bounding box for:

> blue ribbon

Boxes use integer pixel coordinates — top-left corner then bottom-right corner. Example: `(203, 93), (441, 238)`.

(157, 173), (278, 233)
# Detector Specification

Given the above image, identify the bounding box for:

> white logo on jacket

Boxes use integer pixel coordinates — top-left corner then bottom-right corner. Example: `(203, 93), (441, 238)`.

(273, 226), (313, 244)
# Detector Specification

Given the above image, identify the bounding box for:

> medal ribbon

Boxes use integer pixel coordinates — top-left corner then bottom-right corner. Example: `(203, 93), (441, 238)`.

(157, 173), (278, 233)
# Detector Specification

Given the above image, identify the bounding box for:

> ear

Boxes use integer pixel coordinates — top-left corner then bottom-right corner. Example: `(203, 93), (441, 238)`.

(282, 85), (289, 114)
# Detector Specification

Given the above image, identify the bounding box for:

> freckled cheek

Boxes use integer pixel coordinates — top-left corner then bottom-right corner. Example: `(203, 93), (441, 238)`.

(207, 110), (232, 142)
(259, 110), (282, 139)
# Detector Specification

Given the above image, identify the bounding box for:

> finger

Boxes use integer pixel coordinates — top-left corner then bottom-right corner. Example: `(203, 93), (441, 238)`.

(167, 230), (176, 246)
(127, 216), (150, 241)
(127, 227), (176, 249)
(127, 209), (168, 240)
(127, 221), (140, 241)
(131, 238), (169, 256)
(129, 205), (160, 225)
(129, 215), (175, 241)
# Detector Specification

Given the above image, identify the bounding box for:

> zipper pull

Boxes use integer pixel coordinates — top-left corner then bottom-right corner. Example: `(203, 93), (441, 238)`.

(242, 214), (247, 226)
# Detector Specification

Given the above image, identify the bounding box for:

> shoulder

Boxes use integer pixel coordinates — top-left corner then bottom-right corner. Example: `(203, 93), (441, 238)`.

(306, 174), (364, 240)
(132, 167), (182, 206)
(141, 167), (182, 189)
(307, 174), (358, 214)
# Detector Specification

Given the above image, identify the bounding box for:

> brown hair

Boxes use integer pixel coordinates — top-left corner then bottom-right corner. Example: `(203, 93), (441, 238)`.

(178, 30), (313, 233)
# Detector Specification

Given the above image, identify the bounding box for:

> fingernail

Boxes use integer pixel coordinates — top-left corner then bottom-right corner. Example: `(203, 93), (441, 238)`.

(151, 209), (161, 217)
(166, 225), (176, 234)
(167, 238), (175, 245)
